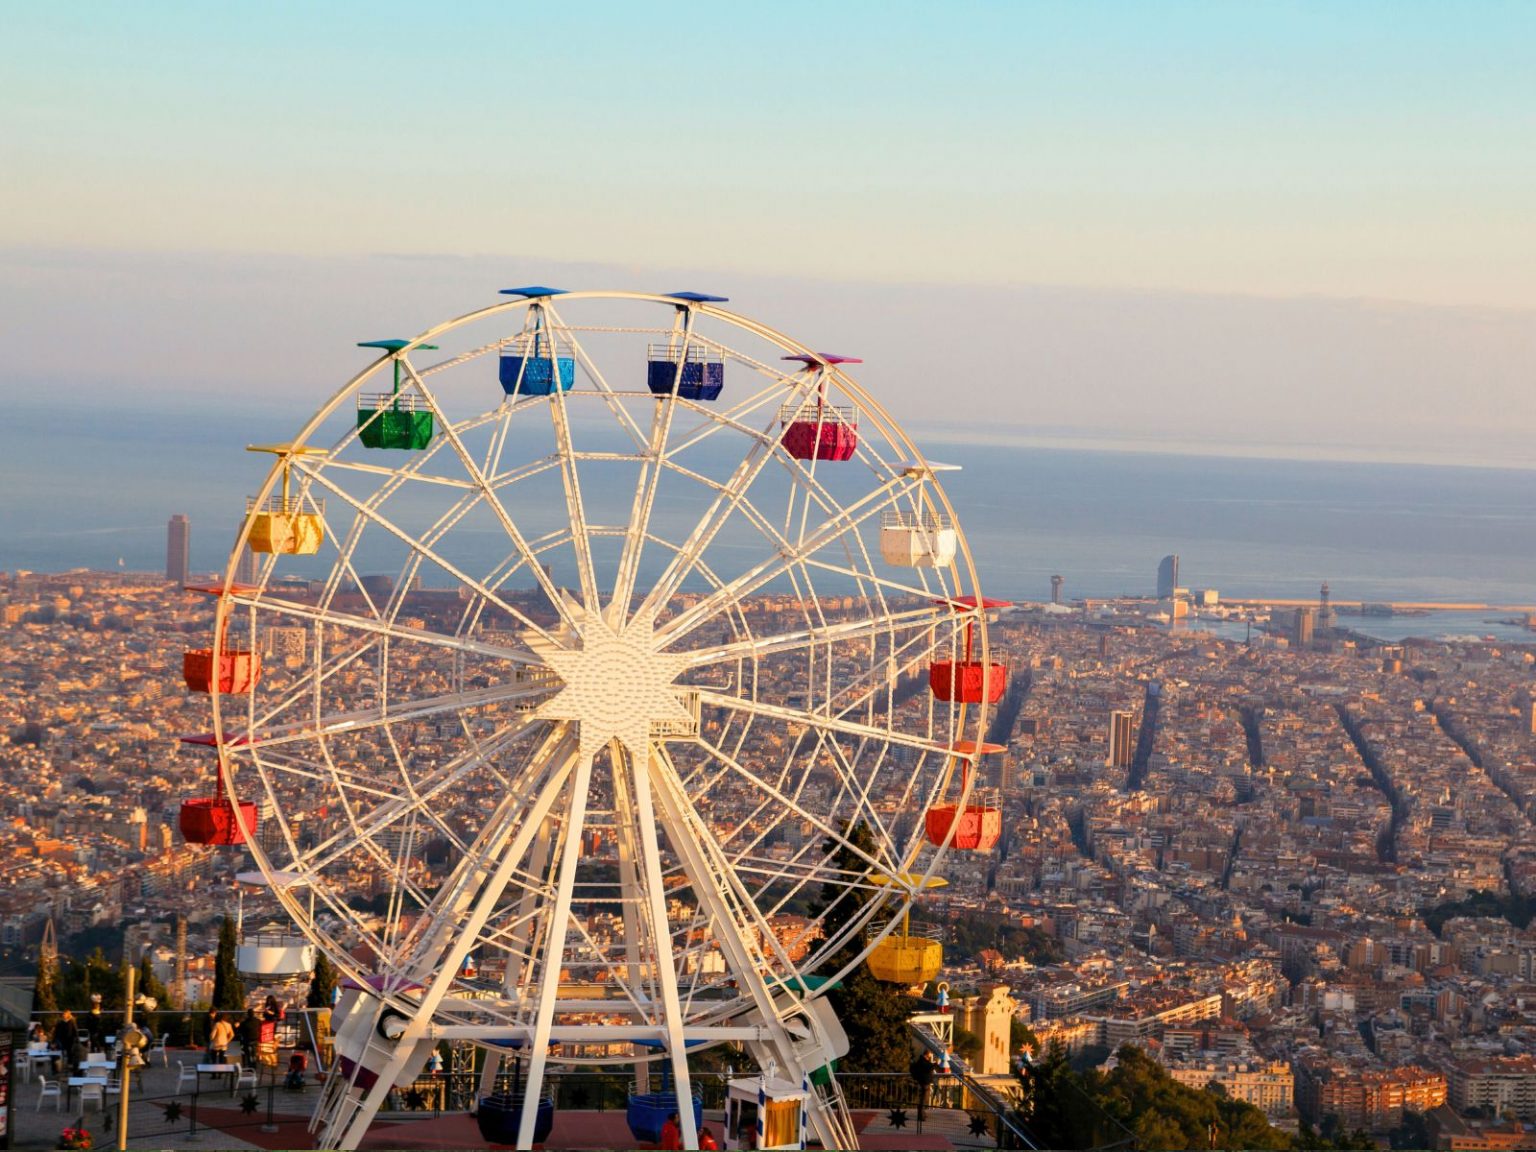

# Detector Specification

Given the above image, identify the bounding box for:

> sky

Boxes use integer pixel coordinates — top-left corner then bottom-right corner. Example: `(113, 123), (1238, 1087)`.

(4, 1), (1535, 464)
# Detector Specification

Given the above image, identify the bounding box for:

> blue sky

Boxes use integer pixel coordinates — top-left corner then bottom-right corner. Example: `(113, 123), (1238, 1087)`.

(4, 1), (1535, 461)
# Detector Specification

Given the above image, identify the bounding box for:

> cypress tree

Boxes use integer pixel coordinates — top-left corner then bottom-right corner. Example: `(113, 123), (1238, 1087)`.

(211, 916), (246, 1011)
(307, 950), (339, 1009)
(33, 947), (59, 1016)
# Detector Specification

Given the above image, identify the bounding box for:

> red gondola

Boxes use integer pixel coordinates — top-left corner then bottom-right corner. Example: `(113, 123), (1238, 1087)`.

(924, 740), (1005, 852)
(780, 354), (860, 462)
(183, 649), (261, 694)
(179, 795), (258, 846)
(928, 596), (1012, 704)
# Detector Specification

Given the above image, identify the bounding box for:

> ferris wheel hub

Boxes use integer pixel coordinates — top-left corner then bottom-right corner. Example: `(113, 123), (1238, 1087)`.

(530, 604), (694, 756)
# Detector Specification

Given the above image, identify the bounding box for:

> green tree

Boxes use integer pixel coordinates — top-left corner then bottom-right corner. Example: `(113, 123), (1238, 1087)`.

(211, 916), (246, 1011)
(810, 822), (916, 1074)
(307, 950), (339, 1009)
(1013, 1043), (1102, 1150)
(1017, 1044), (1293, 1151)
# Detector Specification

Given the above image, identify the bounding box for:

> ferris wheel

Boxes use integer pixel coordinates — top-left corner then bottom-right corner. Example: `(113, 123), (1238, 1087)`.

(178, 289), (1005, 1150)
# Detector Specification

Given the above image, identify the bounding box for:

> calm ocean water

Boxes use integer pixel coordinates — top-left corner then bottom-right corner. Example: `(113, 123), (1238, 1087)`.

(5, 398), (1533, 638)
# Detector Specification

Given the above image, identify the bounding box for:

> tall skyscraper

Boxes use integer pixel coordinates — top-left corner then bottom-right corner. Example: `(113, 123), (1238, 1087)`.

(166, 514), (190, 586)
(1157, 554), (1180, 599)
(1318, 581), (1336, 632)
(1050, 575), (1063, 605)
(234, 544), (258, 586)
(1292, 606), (1315, 649)
(1107, 710), (1137, 769)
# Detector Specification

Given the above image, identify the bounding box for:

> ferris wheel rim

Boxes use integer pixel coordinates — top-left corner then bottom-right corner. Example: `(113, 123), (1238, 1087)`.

(198, 288), (999, 1042)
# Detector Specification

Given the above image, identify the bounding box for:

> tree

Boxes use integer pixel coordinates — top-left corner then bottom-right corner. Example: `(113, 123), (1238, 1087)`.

(810, 822), (917, 1074)
(307, 950), (339, 1009)
(1016, 1044), (1293, 1151)
(211, 916), (246, 1011)
(33, 947), (60, 1016)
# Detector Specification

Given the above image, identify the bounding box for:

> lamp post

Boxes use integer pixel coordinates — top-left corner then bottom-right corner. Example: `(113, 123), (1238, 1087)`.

(115, 966), (150, 1152)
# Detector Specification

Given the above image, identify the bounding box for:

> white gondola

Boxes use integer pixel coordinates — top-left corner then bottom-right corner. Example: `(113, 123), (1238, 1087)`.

(235, 870), (318, 978)
(237, 929), (317, 978)
(880, 510), (957, 568)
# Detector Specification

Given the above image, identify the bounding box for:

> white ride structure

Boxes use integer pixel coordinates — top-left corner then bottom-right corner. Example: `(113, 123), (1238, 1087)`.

(182, 289), (1002, 1150)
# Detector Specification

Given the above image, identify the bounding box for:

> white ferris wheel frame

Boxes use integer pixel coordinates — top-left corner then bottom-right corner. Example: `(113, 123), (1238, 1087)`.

(195, 291), (1001, 1151)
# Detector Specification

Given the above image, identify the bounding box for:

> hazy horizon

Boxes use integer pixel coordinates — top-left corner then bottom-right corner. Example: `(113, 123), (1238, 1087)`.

(6, 245), (1535, 471)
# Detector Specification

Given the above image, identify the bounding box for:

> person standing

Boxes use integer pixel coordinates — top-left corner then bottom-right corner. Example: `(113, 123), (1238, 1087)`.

(52, 1010), (80, 1074)
(207, 1011), (235, 1065)
(239, 1009), (262, 1067)
(660, 1110), (683, 1151)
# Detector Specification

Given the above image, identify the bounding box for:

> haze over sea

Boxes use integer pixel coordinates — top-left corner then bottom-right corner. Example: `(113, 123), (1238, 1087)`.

(6, 398), (1534, 640)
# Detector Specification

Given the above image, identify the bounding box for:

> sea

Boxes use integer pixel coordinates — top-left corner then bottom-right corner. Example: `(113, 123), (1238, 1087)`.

(5, 397), (1534, 645)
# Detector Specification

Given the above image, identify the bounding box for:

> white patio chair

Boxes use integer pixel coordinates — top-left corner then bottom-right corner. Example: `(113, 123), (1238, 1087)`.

(150, 1032), (170, 1066)
(78, 1079), (105, 1111)
(175, 1059), (197, 1095)
(35, 1075), (62, 1111)
(236, 1063), (259, 1091)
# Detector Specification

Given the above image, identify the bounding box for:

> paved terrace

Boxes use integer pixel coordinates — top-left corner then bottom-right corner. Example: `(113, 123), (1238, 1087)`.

(11, 1048), (974, 1151)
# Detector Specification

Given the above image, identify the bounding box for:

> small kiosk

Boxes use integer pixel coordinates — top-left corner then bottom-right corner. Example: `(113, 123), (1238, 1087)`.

(725, 1073), (808, 1151)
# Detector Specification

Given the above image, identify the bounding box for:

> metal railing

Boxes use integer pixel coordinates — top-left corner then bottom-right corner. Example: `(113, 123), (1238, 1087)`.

(246, 496), (325, 516)
(357, 392), (429, 412)
(882, 508), (953, 530)
(778, 404), (858, 426)
(647, 344), (724, 365)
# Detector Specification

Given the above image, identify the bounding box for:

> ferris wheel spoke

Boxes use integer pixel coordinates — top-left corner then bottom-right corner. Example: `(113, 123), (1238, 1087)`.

(610, 388), (680, 621)
(543, 309), (648, 450)
(655, 472), (922, 647)
(234, 593), (542, 667)
(265, 717), (548, 878)
(679, 603), (943, 668)
(650, 745), (824, 996)
(690, 733), (894, 878)
(693, 688), (947, 759)
(402, 726), (581, 984)
(634, 440), (780, 622)
(544, 386), (603, 615)
(235, 679), (551, 751)
(395, 361), (579, 633)
(294, 460), (570, 642)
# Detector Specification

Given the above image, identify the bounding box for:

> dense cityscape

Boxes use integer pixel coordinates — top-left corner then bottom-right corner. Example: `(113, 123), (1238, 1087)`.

(5, 538), (1535, 1150)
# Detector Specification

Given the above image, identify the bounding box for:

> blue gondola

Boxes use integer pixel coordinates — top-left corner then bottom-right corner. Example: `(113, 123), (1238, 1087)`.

(476, 1093), (555, 1145)
(646, 345), (724, 401)
(500, 329), (574, 396)
(627, 1092), (704, 1145)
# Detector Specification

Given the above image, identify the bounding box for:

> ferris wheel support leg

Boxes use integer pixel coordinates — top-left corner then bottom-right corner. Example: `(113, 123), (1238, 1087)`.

(481, 817), (555, 1101)
(646, 749), (855, 1150)
(612, 750), (652, 1097)
(630, 744), (698, 1150)
(319, 737), (580, 1150)
(516, 749), (597, 1150)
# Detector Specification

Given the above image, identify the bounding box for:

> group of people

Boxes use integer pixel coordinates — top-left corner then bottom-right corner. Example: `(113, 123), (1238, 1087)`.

(206, 995), (287, 1066)
(659, 1110), (720, 1150)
